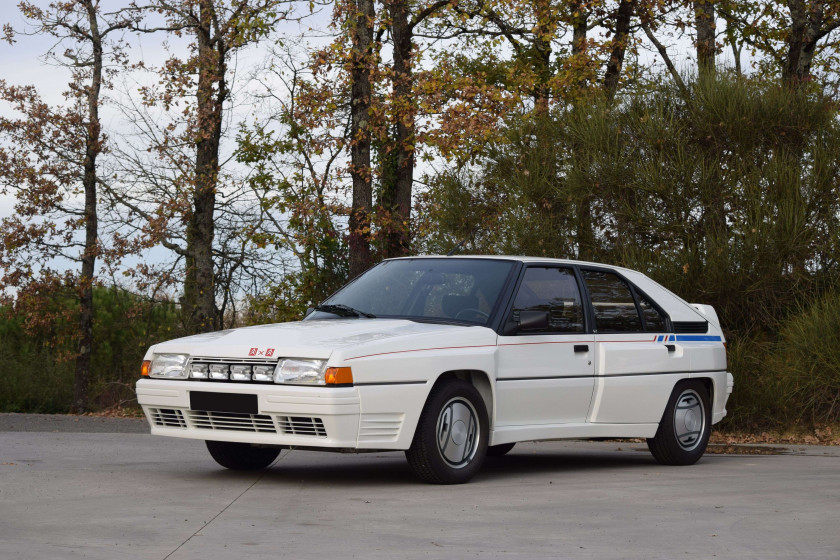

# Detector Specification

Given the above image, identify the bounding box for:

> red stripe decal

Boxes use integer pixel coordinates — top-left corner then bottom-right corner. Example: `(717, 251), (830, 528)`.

(347, 337), (675, 361)
(345, 344), (496, 361)
(498, 340), (583, 347)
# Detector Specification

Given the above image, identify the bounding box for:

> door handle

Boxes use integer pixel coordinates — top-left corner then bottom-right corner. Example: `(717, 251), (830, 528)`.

(665, 344), (676, 352)
(574, 344), (589, 353)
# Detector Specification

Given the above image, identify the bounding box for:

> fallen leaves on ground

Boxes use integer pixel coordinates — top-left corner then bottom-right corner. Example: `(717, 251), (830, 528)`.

(705, 444), (789, 455)
(710, 424), (840, 446)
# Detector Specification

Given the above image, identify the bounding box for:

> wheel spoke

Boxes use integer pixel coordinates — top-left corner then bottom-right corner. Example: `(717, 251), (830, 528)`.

(436, 398), (479, 467)
(462, 415), (476, 463)
(437, 407), (452, 450)
(673, 389), (705, 451)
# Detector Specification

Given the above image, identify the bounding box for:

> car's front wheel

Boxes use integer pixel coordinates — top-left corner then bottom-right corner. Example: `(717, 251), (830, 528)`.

(406, 380), (488, 484)
(205, 440), (281, 470)
(647, 380), (711, 465)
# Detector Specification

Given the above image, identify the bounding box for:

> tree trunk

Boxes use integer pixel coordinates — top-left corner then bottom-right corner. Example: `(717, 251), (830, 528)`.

(576, 197), (596, 260)
(349, 0), (375, 278)
(384, 0), (414, 258)
(72, 0), (103, 413)
(783, 0), (822, 86)
(603, 0), (635, 101)
(569, 1), (593, 257)
(531, 0), (555, 112)
(183, 0), (221, 332)
(694, 0), (716, 78)
(720, 4), (743, 75)
(641, 21), (688, 93)
(571, 1), (587, 56)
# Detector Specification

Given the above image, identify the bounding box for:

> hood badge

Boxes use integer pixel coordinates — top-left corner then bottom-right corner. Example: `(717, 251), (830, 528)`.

(249, 348), (275, 357)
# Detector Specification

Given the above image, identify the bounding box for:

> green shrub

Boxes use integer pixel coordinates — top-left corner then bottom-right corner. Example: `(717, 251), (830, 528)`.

(0, 287), (182, 413)
(0, 315), (73, 412)
(720, 333), (783, 429)
(770, 292), (840, 424)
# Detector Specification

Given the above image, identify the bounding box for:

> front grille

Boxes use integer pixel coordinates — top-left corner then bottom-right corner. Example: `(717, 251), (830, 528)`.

(147, 407), (328, 438)
(149, 408), (187, 428)
(186, 410), (277, 433)
(277, 416), (327, 437)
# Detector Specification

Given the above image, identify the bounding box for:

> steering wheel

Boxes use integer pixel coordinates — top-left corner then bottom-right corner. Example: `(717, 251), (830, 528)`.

(454, 308), (490, 321)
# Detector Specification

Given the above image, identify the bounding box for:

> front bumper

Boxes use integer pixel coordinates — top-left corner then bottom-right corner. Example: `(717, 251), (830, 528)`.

(137, 379), (362, 448)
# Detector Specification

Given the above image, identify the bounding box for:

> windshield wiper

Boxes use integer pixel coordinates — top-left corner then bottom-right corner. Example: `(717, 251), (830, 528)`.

(313, 304), (376, 318)
(405, 317), (479, 326)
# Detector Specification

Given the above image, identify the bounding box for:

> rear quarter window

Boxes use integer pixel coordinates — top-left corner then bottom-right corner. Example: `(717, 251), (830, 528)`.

(582, 270), (643, 333)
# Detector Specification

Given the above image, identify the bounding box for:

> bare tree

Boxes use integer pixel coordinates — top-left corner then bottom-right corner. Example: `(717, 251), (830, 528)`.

(0, 1), (135, 412)
(109, 0), (290, 332)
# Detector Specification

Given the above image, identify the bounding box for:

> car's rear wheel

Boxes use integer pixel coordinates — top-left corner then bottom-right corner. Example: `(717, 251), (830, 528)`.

(486, 442), (516, 457)
(647, 380), (711, 465)
(205, 440), (281, 470)
(405, 380), (488, 484)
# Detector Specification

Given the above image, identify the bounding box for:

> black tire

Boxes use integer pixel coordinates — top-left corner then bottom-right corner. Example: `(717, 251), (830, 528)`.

(486, 442), (516, 457)
(405, 380), (489, 484)
(647, 380), (712, 466)
(205, 440), (281, 471)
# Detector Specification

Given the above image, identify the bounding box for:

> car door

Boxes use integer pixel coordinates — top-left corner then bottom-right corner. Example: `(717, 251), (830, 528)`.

(495, 266), (595, 427)
(580, 268), (688, 424)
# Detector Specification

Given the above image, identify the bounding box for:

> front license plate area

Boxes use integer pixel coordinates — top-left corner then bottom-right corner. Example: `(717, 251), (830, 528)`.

(190, 392), (258, 415)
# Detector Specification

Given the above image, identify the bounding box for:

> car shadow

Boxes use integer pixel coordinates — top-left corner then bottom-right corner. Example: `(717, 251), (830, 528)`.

(196, 446), (664, 487)
(477, 448), (659, 481)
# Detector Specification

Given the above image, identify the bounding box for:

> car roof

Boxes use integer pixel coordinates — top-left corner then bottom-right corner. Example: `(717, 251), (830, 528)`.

(387, 255), (713, 326)
(389, 254), (636, 272)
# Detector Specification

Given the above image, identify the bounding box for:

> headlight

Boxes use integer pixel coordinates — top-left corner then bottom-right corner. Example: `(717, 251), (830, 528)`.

(274, 358), (327, 385)
(149, 353), (189, 379)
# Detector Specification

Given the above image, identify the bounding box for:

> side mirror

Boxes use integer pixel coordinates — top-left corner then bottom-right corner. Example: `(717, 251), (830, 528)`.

(520, 310), (550, 330)
(502, 309), (550, 335)
(304, 306), (315, 318)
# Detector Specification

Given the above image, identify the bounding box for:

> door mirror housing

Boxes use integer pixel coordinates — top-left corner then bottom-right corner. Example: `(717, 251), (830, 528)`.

(503, 309), (550, 335)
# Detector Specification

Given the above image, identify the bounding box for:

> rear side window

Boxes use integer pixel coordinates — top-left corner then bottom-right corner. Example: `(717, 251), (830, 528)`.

(582, 270), (642, 332)
(638, 293), (667, 332)
(511, 267), (584, 333)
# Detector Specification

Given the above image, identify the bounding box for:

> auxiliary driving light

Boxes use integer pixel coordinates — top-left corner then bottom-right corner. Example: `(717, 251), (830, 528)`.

(252, 365), (274, 382)
(208, 363), (230, 380)
(190, 363), (209, 379)
(229, 364), (252, 381)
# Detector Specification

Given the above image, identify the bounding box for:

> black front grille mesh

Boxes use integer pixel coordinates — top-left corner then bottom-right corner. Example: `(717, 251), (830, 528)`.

(148, 407), (328, 438)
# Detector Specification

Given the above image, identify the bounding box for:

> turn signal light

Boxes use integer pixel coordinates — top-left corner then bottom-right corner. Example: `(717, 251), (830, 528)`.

(325, 367), (353, 385)
(141, 360), (151, 377)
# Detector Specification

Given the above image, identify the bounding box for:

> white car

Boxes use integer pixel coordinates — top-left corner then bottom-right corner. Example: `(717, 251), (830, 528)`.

(137, 256), (733, 484)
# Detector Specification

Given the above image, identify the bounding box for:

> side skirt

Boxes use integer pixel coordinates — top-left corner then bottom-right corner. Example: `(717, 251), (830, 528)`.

(490, 422), (659, 446)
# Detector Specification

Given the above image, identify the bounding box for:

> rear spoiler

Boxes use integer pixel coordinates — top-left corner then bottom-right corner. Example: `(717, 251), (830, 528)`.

(690, 304), (721, 330)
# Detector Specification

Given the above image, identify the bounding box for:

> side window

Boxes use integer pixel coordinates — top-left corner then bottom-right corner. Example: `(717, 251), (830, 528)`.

(582, 270), (643, 333)
(638, 293), (667, 332)
(511, 267), (584, 333)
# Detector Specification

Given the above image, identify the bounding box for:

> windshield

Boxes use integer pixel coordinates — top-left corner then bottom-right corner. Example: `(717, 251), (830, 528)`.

(309, 258), (516, 326)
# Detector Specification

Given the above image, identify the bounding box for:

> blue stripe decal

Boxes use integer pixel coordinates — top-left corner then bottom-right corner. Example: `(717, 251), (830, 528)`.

(674, 335), (722, 342)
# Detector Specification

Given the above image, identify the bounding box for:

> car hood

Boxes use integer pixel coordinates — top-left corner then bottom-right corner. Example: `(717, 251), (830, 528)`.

(146, 319), (496, 362)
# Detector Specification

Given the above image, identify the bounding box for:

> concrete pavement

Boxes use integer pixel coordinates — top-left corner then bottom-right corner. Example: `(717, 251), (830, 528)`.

(1, 415), (839, 559)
